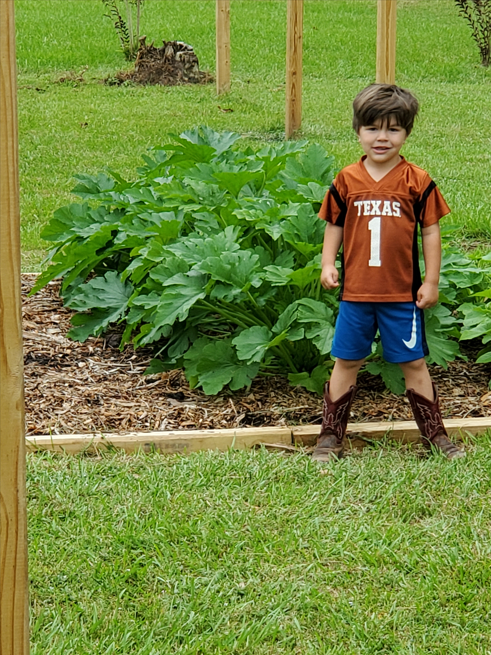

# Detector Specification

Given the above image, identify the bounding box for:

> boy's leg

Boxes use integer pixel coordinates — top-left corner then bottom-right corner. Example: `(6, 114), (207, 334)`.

(399, 358), (466, 459)
(329, 357), (365, 402)
(312, 302), (374, 463)
(311, 358), (363, 463)
(398, 358), (433, 399)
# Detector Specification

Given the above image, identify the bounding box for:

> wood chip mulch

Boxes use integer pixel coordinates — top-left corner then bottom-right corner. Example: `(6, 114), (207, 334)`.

(22, 276), (491, 437)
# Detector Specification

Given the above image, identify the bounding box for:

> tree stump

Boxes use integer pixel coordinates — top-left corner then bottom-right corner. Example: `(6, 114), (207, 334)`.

(110, 38), (213, 86)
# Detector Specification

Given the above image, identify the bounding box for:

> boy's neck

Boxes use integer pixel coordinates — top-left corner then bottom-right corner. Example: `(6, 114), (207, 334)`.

(362, 154), (403, 182)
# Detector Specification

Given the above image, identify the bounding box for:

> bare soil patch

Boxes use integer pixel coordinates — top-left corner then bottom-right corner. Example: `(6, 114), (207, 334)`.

(23, 276), (490, 437)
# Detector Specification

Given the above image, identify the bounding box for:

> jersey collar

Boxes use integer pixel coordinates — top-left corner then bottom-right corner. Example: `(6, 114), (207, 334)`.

(358, 155), (408, 186)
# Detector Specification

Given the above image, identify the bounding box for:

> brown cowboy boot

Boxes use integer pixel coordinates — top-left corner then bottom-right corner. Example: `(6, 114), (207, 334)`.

(406, 383), (466, 459)
(312, 383), (357, 462)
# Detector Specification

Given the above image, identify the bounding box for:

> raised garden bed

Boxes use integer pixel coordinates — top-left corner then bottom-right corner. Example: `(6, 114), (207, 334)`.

(23, 275), (491, 440)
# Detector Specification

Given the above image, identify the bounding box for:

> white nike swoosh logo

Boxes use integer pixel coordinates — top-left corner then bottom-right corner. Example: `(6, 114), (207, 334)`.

(403, 308), (417, 349)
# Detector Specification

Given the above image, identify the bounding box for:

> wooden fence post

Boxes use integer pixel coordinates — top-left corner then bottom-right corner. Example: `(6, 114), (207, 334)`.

(285, 0), (304, 139)
(0, 1), (30, 653)
(216, 0), (231, 94)
(376, 0), (397, 84)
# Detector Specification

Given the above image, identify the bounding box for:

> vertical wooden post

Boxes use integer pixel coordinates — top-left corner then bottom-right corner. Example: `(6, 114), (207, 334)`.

(0, 1), (30, 654)
(285, 0), (304, 139)
(216, 0), (231, 94)
(376, 0), (397, 84)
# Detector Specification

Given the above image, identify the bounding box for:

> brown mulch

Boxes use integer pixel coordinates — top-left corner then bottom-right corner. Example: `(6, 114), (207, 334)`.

(22, 276), (491, 437)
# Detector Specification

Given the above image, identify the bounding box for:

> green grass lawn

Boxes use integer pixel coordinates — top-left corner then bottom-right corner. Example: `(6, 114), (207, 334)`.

(16, 0), (491, 270)
(19, 3), (491, 652)
(29, 438), (491, 654)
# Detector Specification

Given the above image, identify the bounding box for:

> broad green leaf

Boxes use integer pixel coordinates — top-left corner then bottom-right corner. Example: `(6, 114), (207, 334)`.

(263, 265), (294, 286)
(296, 298), (335, 354)
(183, 337), (211, 378)
(256, 220), (284, 241)
(161, 137), (216, 163)
(233, 326), (273, 363)
(166, 326), (199, 359)
(133, 322), (173, 347)
(213, 170), (262, 198)
(274, 251), (295, 268)
(184, 339), (259, 394)
(181, 126), (241, 156)
(72, 172), (115, 198)
(149, 257), (190, 286)
(281, 204), (325, 246)
(144, 358), (179, 375)
(282, 144), (335, 185)
(295, 182), (330, 203)
(424, 314), (461, 368)
(287, 264), (319, 289)
(124, 186), (160, 205)
(66, 271), (134, 312)
(185, 179), (226, 207)
(366, 359), (406, 395)
(425, 332), (461, 368)
(209, 283), (246, 303)
(193, 211), (221, 234)
(272, 303), (298, 334)
(167, 226), (240, 264)
(476, 346), (491, 364)
(198, 250), (262, 289)
(40, 204), (111, 243)
(288, 364), (331, 395)
(68, 308), (123, 342)
(472, 289), (491, 299)
(152, 275), (207, 326)
(460, 303), (491, 342)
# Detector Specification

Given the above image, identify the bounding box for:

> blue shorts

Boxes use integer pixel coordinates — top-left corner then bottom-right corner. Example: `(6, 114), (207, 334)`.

(331, 301), (429, 364)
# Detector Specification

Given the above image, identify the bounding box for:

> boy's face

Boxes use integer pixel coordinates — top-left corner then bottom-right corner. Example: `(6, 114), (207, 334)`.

(357, 118), (407, 167)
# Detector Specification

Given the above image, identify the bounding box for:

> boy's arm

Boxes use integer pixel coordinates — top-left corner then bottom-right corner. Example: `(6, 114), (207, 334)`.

(418, 222), (441, 309)
(320, 222), (343, 289)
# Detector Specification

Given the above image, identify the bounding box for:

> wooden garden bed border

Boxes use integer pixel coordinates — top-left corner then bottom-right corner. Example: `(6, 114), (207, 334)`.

(27, 417), (491, 455)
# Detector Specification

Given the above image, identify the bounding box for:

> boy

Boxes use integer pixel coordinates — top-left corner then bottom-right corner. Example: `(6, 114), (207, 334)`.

(314, 84), (465, 462)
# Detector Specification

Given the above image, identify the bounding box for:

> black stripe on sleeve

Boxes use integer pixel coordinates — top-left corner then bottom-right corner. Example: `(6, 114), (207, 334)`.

(413, 180), (436, 225)
(328, 183), (348, 227)
(411, 180), (436, 301)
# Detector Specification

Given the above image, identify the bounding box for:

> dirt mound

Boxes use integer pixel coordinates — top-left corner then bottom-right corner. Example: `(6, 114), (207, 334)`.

(108, 37), (213, 86)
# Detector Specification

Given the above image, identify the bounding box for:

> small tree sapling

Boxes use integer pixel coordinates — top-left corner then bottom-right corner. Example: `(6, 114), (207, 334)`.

(455, 0), (491, 66)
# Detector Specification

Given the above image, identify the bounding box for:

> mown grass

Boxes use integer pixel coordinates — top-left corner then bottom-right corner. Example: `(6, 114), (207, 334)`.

(16, 0), (491, 270)
(19, 5), (491, 650)
(29, 436), (491, 654)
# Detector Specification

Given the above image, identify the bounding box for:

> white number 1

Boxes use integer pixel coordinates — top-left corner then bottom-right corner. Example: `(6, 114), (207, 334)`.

(368, 216), (382, 267)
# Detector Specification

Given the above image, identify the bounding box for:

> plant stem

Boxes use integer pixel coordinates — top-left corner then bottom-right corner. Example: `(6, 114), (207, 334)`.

(273, 343), (298, 373)
(199, 300), (255, 330)
(246, 291), (273, 328)
(125, 0), (134, 56)
(136, 0), (141, 46)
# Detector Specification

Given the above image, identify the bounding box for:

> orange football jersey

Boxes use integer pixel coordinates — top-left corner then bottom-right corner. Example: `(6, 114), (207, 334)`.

(318, 156), (450, 302)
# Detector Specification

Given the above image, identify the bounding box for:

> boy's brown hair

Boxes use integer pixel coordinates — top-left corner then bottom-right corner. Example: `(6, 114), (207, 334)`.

(352, 84), (419, 134)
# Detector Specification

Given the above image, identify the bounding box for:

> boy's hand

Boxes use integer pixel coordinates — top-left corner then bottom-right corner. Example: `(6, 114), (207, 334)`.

(416, 281), (439, 309)
(320, 265), (339, 290)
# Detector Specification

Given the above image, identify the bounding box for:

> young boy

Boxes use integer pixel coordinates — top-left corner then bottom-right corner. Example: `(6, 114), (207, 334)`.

(314, 83), (465, 462)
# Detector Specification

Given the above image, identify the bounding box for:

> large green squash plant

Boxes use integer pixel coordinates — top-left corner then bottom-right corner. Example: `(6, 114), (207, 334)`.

(32, 128), (491, 394)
